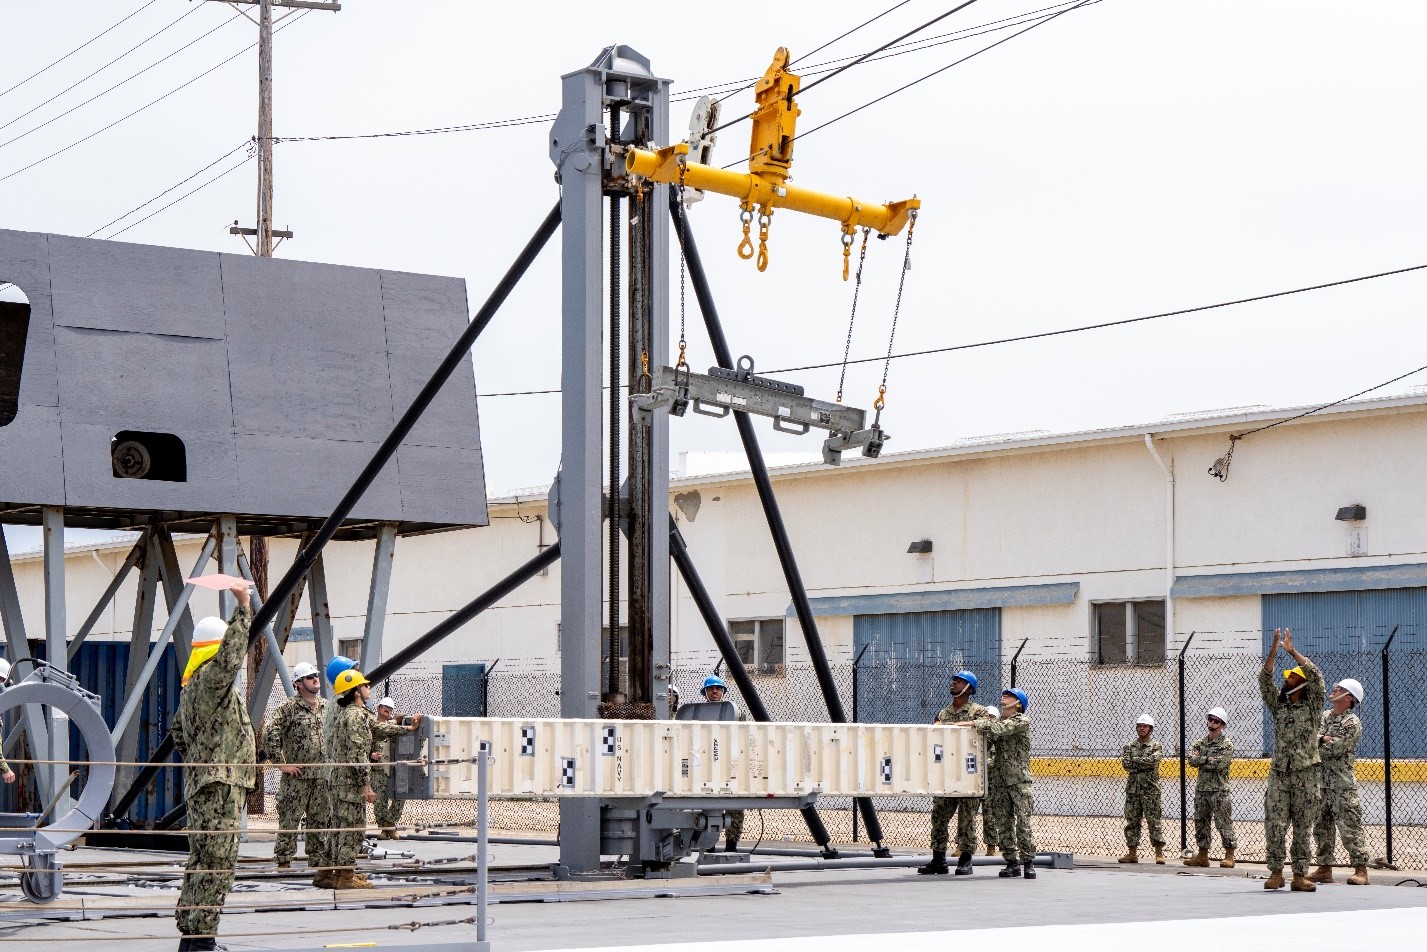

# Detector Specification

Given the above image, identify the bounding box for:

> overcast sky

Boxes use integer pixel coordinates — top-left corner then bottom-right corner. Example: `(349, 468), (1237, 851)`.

(3, 0), (1425, 551)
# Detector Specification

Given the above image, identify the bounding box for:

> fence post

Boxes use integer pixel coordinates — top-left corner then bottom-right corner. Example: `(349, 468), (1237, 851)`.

(1009, 638), (1028, 689)
(480, 658), (500, 718)
(1382, 625), (1399, 866)
(851, 644), (870, 843)
(1177, 631), (1196, 854)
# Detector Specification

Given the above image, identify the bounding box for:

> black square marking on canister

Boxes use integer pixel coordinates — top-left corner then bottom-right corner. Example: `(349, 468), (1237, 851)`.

(560, 757), (576, 788)
(880, 756), (892, 783)
(602, 726), (617, 756)
(520, 726), (536, 756)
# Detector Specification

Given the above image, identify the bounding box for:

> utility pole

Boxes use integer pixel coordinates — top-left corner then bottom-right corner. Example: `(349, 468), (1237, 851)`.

(209, 0), (341, 256)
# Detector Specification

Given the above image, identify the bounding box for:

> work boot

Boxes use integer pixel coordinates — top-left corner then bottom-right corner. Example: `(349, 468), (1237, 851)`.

(917, 849), (950, 875)
(998, 862), (1022, 878)
(1220, 848), (1236, 869)
(1118, 848), (1139, 864)
(1308, 865), (1334, 884)
(275, 861), (291, 870)
(1290, 874), (1317, 893)
(312, 869), (335, 889)
(724, 839), (740, 854)
(1184, 849), (1210, 868)
(350, 871), (373, 887)
(1347, 866), (1370, 886)
(1153, 845), (1166, 865)
(187, 940), (221, 952)
(178, 939), (193, 952)
(954, 851), (974, 876)
(1022, 863), (1037, 880)
(985, 844), (997, 857)
(334, 869), (374, 890)
(1264, 869), (1285, 890)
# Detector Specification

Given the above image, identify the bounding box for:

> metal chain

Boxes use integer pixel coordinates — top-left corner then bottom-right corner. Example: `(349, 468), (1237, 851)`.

(835, 227), (870, 404)
(874, 211), (917, 419)
(676, 169), (688, 369)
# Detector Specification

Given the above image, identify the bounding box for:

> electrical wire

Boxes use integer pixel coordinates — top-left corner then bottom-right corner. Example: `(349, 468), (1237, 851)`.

(0, 0), (161, 101)
(471, 263), (1427, 399)
(0, 10), (309, 185)
(88, 139), (254, 237)
(724, 0), (1096, 169)
(103, 151), (256, 240)
(0, 4), (212, 141)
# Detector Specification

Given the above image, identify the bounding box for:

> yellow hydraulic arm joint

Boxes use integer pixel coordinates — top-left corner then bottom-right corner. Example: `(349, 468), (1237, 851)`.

(625, 48), (919, 278)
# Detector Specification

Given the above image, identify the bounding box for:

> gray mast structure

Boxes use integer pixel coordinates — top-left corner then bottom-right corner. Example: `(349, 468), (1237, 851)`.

(548, 46), (672, 875)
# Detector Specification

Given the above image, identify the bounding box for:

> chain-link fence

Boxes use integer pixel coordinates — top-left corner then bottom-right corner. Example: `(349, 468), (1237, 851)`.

(255, 646), (1427, 866)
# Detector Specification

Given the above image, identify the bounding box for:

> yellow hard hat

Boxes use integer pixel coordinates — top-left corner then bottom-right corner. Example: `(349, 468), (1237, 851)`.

(1283, 666), (1305, 681)
(333, 668), (369, 694)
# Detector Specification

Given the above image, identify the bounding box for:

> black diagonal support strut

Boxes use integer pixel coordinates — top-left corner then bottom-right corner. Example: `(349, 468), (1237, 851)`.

(109, 204), (562, 823)
(669, 516), (837, 857)
(671, 194), (888, 853)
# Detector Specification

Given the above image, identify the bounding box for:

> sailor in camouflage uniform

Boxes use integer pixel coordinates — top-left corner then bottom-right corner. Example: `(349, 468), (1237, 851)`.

(1184, 707), (1237, 868)
(1310, 677), (1371, 886)
(1119, 714), (1166, 864)
(1259, 628), (1325, 892)
(371, 697), (407, 839)
(980, 705), (999, 855)
(171, 582), (255, 951)
(976, 688), (1037, 879)
(323, 669), (420, 889)
(919, 671), (990, 876)
(262, 661), (325, 873)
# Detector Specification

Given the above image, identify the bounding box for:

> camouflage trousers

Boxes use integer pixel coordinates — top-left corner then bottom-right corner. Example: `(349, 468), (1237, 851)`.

(274, 774), (325, 865)
(1314, 785), (1369, 867)
(372, 767), (405, 831)
(1265, 766), (1320, 875)
(1124, 782), (1165, 848)
(176, 781), (244, 938)
(981, 797), (999, 848)
(1193, 788), (1237, 851)
(724, 810), (745, 846)
(987, 781), (1036, 864)
(329, 793), (367, 872)
(930, 796), (982, 854)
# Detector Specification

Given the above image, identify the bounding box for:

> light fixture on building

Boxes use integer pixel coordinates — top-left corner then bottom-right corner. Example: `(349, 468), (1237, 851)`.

(1335, 505), (1367, 522)
(907, 540), (933, 554)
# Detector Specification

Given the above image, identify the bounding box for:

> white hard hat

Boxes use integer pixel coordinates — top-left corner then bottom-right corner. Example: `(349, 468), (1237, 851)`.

(1136, 714), (1155, 728)
(377, 697), (396, 710)
(985, 705), (999, 718)
(0, 658), (10, 682)
(291, 661), (318, 683)
(1335, 679), (1364, 703)
(1207, 707), (1228, 723)
(194, 616), (227, 643)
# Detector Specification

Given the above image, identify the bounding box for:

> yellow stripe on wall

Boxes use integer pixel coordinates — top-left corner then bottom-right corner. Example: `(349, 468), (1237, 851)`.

(1028, 757), (1427, 782)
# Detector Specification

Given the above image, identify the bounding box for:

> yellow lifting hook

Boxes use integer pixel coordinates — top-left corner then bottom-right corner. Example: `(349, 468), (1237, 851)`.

(625, 47), (920, 279)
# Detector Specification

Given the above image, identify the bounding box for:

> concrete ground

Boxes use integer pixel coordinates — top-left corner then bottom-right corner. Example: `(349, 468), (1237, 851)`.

(4, 837), (1427, 951)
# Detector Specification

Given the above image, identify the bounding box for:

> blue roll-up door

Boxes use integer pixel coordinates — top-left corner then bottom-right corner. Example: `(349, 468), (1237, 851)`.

(441, 662), (488, 717)
(1262, 587), (1426, 757)
(853, 609), (1001, 723)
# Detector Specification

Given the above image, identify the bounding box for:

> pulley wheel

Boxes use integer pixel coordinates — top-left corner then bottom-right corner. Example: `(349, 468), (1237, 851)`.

(112, 439), (151, 478)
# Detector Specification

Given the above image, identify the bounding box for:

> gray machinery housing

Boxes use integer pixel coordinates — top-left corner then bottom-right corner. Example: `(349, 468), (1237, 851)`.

(0, 229), (488, 533)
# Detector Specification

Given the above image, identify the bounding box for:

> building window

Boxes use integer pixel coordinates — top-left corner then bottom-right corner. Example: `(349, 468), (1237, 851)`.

(1094, 600), (1165, 666)
(337, 637), (363, 660)
(731, 618), (785, 675)
(0, 282), (29, 428)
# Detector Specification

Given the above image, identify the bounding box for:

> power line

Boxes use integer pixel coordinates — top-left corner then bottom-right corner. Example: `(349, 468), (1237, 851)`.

(87, 140), (254, 238)
(105, 152), (256, 240)
(0, 7), (234, 147)
(796, 0), (985, 99)
(472, 263), (1427, 399)
(725, 0), (1096, 169)
(0, 10), (309, 185)
(0, 0), (161, 101)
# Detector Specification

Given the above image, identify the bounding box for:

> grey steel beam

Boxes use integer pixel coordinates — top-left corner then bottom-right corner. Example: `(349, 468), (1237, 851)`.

(0, 525), (54, 804)
(113, 533), (161, 804)
(217, 515), (239, 619)
(152, 526), (199, 663)
(360, 522), (397, 672)
(308, 553), (336, 699)
(41, 508), (71, 812)
(246, 536), (313, 725)
(66, 537), (145, 664)
(236, 545), (294, 697)
(551, 48), (609, 875)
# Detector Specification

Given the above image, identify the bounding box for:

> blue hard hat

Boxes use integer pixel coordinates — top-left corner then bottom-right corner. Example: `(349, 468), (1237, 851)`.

(326, 655), (357, 685)
(952, 670), (978, 694)
(701, 675), (728, 696)
(1001, 687), (1029, 712)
